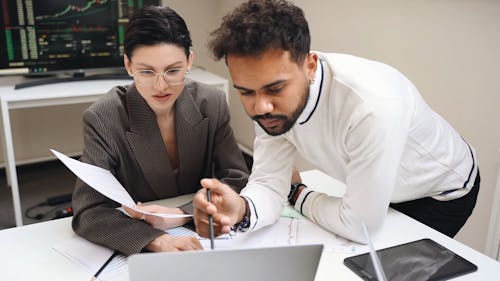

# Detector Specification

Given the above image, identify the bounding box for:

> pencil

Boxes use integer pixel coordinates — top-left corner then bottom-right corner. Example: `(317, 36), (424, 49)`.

(207, 189), (215, 250)
(91, 250), (118, 281)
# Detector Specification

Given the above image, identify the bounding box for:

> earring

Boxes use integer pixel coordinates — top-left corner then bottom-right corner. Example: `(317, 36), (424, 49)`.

(309, 79), (315, 85)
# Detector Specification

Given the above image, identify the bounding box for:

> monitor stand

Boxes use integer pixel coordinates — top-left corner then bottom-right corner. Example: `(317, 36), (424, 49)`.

(14, 71), (132, 90)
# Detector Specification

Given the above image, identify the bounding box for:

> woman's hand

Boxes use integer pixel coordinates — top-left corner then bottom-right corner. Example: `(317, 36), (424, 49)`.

(123, 203), (190, 230)
(146, 233), (202, 252)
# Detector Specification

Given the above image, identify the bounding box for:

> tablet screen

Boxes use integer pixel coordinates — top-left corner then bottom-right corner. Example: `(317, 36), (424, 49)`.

(343, 238), (477, 281)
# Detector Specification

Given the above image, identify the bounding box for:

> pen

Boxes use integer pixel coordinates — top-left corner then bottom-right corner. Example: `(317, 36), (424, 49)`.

(207, 189), (215, 250)
(91, 250), (118, 281)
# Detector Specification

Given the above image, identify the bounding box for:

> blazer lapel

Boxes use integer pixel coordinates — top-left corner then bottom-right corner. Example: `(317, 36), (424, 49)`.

(175, 82), (209, 194)
(125, 85), (178, 199)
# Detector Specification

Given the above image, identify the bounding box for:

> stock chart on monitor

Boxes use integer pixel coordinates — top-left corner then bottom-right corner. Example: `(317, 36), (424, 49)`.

(0, 0), (159, 75)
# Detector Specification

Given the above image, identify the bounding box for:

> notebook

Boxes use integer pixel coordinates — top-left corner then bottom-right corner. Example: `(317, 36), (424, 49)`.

(128, 244), (323, 281)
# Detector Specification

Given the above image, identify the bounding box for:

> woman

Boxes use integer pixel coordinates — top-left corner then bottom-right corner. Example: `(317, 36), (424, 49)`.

(71, 5), (249, 255)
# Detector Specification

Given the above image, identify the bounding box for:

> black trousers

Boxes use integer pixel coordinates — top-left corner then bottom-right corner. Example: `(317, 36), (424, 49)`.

(390, 171), (480, 238)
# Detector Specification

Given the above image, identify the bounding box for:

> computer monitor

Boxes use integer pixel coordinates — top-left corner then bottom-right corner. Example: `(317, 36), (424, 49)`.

(0, 0), (159, 87)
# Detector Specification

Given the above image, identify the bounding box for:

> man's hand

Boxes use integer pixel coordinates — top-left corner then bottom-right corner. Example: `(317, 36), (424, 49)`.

(193, 178), (247, 238)
(123, 203), (190, 230)
(146, 234), (202, 252)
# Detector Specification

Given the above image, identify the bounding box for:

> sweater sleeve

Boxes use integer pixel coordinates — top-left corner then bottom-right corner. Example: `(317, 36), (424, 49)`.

(240, 124), (297, 231)
(296, 98), (410, 243)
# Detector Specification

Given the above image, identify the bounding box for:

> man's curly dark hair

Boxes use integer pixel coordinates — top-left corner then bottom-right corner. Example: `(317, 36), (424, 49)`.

(208, 0), (310, 64)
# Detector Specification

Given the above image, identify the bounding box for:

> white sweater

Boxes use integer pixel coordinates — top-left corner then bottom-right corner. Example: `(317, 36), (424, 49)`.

(240, 52), (477, 243)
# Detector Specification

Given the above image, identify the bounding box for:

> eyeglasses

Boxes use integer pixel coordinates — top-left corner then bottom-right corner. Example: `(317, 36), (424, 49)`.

(131, 68), (189, 87)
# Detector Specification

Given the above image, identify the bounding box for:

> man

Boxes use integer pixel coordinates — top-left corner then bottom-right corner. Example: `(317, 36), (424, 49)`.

(193, 0), (479, 243)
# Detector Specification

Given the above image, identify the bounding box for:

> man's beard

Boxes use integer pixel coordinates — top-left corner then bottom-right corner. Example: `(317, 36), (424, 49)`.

(252, 85), (309, 136)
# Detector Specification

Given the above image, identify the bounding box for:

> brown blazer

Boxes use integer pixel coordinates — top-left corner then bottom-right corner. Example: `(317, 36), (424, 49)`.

(72, 80), (249, 255)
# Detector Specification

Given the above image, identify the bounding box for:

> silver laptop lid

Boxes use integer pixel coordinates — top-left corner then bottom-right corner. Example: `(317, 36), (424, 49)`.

(129, 244), (323, 281)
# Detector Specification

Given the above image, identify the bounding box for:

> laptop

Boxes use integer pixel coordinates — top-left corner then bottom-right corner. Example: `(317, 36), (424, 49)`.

(128, 244), (323, 281)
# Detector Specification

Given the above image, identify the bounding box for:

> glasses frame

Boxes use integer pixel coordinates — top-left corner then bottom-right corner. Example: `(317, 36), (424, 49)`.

(131, 67), (189, 87)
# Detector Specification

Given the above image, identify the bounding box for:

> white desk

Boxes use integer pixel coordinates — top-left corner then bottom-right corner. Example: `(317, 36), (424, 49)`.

(0, 170), (499, 281)
(0, 68), (229, 227)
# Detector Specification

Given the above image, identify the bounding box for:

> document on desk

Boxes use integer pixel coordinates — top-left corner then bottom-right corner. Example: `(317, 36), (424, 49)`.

(196, 212), (367, 254)
(198, 217), (299, 250)
(53, 218), (366, 280)
(52, 227), (229, 280)
(50, 149), (190, 219)
(52, 235), (127, 281)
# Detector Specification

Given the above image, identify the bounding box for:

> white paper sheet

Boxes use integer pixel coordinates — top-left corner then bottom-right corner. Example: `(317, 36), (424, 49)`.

(50, 149), (191, 219)
(195, 217), (298, 250)
(53, 227), (227, 280)
(166, 226), (232, 250)
(209, 216), (367, 254)
(52, 235), (127, 281)
(226, 217), (298, 248)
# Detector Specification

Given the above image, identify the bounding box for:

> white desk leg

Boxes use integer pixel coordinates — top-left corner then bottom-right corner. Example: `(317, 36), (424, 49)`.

(0, 110), (11, 186)
(0, 100), (23, 226)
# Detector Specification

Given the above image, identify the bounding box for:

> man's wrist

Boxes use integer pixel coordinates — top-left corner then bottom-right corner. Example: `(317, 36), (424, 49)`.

(237, 196), (247, 223)
(289, 182), (307, 205)
(232, 196), (250, 232)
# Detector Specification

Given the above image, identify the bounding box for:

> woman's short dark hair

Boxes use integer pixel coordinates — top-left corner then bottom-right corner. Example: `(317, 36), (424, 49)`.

(208, 0), (310, 64)
(124, 6), (192, 60)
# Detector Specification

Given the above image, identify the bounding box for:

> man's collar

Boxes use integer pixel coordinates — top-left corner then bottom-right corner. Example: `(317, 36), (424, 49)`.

(297, 59), (324, 125)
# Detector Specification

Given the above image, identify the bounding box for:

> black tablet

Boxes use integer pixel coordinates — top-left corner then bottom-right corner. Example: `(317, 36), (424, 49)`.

(343, 238), (477, 281)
